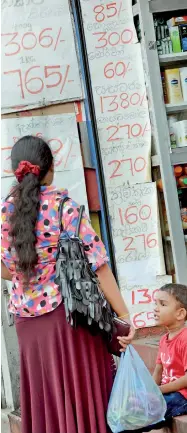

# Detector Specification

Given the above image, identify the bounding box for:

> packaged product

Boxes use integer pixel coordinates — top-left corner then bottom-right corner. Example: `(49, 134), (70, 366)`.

(180, 67), (187, 101)
(169, 27), (182, 53)
(165, 69), (183, 104)
(174, 120), (187, 147)
(179, 24), (187, 51)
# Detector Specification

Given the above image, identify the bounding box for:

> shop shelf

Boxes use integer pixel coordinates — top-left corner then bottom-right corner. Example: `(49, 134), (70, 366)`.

(166, 102), (187, 113)
(170, 148), (187, 165)
(164, 235), (187, 242)
(152, 148), (187, 166)
(149, 0), (187, 13)
(159, 52), (187, 65)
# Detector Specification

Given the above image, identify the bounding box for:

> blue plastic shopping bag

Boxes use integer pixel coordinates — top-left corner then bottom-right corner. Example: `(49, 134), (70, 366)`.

(107, 345), (167, 433)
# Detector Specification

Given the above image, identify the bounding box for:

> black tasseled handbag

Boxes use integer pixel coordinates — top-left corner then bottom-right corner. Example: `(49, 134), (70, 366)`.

(55, 197), (114, 336)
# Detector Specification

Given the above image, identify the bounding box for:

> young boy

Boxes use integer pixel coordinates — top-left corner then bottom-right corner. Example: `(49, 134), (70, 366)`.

(153, 283), (187, 419)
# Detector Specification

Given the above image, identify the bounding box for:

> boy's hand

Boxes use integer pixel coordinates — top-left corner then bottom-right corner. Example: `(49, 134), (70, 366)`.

(159, 384), (169, 394)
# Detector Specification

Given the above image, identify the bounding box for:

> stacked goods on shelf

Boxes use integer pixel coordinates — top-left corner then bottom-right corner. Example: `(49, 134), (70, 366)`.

(167, 115), (178, 148)
(167, 116), (187, 149)
(180, 67), (187, 100)
(157, 165), (187, 236)
(174, 120), (187, 148)
(154, 18), (172, 55)
(154, 16), (187, 55)
(179, 24), (187, 52)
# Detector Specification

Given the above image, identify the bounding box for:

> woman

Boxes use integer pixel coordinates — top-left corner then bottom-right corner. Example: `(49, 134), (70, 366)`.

(1, 135), (135, 433)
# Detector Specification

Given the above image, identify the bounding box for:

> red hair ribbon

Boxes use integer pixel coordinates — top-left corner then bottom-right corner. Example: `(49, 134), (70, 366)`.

(15, 161), (40, 183)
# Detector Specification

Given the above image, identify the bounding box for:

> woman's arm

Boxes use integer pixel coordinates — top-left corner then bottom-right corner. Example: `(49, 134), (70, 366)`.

(96, 264), (135, 350)
(96, 264), (129, 318)
(1, 261), (12, 281)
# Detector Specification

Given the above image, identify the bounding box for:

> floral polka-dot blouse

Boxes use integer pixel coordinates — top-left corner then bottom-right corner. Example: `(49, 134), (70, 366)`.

(1, 185), (109, 318)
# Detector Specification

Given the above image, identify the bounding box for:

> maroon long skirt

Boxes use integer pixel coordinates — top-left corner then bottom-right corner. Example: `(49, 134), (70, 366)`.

(15, 303), (115, 433)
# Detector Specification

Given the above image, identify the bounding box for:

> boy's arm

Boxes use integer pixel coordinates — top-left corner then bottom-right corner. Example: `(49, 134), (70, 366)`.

(159, 373), (187, 394)
(153, 364), (163, 385)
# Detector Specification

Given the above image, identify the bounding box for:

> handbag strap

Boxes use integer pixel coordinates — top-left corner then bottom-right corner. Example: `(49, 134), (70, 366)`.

(58, 197), (85, 237)
(75, 205), (85, 238)
(58, 196), (70, 232)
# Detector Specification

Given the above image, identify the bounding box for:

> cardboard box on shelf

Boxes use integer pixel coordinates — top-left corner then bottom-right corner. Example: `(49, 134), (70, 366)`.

(167, 17), (187, 28)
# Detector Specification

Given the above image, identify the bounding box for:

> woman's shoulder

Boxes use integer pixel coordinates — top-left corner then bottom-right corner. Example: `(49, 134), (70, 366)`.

(39, 186), (80, 218)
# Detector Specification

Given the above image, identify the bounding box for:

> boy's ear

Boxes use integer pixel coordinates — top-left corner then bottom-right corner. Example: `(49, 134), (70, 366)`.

(176, 307), (186, 321)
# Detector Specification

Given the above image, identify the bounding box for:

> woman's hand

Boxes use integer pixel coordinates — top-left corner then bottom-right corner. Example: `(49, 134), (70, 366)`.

(117, 326), (136, 352)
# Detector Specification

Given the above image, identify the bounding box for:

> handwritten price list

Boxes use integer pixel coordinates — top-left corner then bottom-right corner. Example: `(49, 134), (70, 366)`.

(121, 275), (172, 328)
(1, 0), (82, 113)
(1, 114), (88, 208)
(108, 182), (165, 279)
(80, 0), (151, 186)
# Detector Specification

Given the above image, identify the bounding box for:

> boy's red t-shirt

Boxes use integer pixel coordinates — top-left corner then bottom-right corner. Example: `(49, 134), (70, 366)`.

(156, 328), (187, 398)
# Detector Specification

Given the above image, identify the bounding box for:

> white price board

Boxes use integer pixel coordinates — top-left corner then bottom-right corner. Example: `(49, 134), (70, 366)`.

(81, 0), (151, 186)
(108, 182), (165, 280)
(80, 0), (151, 185)
(1, 0), (82, 113)
(121, 275), (172, 329)
(1, 114), (88, 210)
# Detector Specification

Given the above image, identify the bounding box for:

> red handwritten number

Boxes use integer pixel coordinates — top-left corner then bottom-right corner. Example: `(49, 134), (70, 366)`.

(93, 30), (133, 49)
(106, 3), (118, 18)
(133, 312), (155, 328)
(133, 314), (146, 328)
(21, 32), (37, 51)
(100, 93), (145, 113)
(109, 158), (146, 179)
(44, 66), (62, 88)
(123, 234), (157, 252)
(104, 62), (129, 79)
(93, 5), (105, 22)
(124, 206), (138, 225)
(132, 289), (159, 306)
(106, 123), (149, 141)
(120, 93), (129, 109)
(107, 125), (120, 142)
(25, 66), (44, 94)
(138, 289), (152, 304)
(108, 160), (121, 178)
(123, 237), (135, 252)
(94, 32), (107, 48)
(147, 233), (157, 248)
(4, 65), (71, 98)
(39, 28), (53, 48)
(4, 69), (24, 98)
(139, 205), (151, 221)
(93, 3), (118, 22)
(121, 29), (133, 44)
(134, 157), (146, 173)
(2, 28), (62, 55)
(100, 95), (118, 112)
(2, 33), (20, 56)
